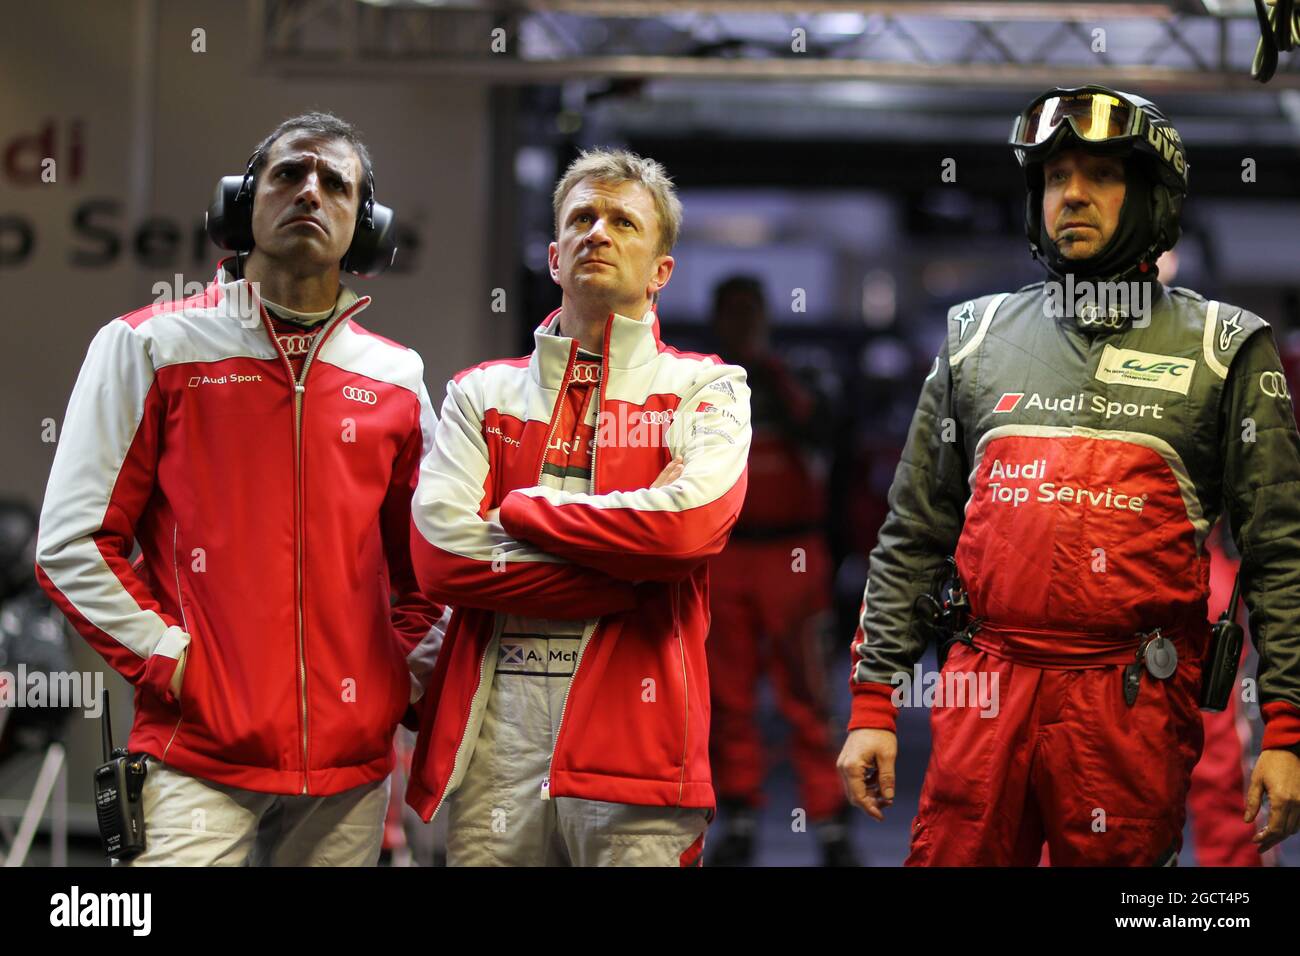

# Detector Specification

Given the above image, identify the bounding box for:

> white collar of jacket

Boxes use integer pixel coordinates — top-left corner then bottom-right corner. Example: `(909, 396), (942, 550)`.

(531, 307), (661, 390)
(210, 256), (368, 328)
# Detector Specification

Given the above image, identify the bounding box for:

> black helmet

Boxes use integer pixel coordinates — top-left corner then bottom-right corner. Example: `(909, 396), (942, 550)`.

(1010, 86), (1189, 282)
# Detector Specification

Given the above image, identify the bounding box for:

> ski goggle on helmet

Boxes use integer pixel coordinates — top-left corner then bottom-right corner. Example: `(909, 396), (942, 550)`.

(1009, 86), (1188, 194)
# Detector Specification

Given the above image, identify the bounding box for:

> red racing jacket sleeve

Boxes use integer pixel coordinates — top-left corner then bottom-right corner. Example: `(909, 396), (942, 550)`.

(383, 378), (451, 705)
(34, 319), (189, 704)
(498, 363), (752, 583)
(849, 336), (968, 733)
(411, 371), (639, 619)
(1220, 326), (1300, 750)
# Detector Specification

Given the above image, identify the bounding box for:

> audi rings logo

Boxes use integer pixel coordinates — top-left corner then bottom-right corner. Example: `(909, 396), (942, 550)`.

(342, 386), (379, 405)
(1078, 310), (1128, 329)
(276, 333), (314, 356)
(1259, 371), (1292, 401)
(571, 363), (601, 384)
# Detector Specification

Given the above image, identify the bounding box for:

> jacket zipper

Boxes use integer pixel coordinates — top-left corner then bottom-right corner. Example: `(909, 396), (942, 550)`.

(540, 621), (597, 800)
(537, 341), (580, 486)
(541, 318), (611, 799)
(258, 292), (364, 795)
(673, 583), (688, 805)
(171, 522), (190, 636)
(162, 522), (189, 761)
(428, 634), (495, 821)
(433, 337), (583, 813)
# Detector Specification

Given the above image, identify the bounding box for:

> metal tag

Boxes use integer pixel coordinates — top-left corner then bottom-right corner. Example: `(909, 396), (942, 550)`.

(1143, 634), (1178, 680)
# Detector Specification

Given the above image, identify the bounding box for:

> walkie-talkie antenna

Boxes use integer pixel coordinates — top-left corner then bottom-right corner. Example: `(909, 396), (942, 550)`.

(101, 688), (112, 761)
(1224, 571), (1243, 623)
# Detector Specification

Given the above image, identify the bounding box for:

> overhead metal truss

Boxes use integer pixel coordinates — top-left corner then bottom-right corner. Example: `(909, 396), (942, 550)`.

(251, 0), (1300, 90)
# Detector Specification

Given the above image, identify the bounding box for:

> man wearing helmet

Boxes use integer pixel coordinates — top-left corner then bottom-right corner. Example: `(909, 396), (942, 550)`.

(837, 87), (1300, 865)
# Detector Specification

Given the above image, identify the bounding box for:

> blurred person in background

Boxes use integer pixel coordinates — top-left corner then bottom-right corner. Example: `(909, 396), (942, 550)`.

(1184, 334), (1300, 866)
(1157, 254), (1271, 867)
(838, 86), (1300, 864)
(703, 276), (858, 867)
(0, 500), (75, 763)
(1187, 521), (1276, 865)
(34, 112), (445, 866)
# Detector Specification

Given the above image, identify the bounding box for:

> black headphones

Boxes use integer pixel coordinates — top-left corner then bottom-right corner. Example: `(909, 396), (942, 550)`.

(205, 149), (398, 278)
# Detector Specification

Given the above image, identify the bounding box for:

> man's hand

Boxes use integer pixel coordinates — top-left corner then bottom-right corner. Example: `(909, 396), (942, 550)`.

(650, 455), (684, 489)
(837, 728), (897, 822)
(168, 647), (188, 701)
(1245, 748), (1300, 853)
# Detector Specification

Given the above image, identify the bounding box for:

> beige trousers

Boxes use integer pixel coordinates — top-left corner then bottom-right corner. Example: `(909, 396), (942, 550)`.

(120, 761), (389, 867)
(446, 633), (709, 867)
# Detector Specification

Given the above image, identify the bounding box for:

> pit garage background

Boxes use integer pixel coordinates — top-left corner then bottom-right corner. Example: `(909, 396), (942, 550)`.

(2, 0), (1298, 866)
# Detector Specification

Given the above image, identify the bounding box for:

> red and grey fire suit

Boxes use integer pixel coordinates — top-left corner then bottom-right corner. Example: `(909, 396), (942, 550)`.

(849, 283), (1300, 866)
(708, 353), (845, 822)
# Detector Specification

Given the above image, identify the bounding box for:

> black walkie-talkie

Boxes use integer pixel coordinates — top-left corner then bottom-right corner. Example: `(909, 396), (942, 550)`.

(1200, 572), (1245, 713)
(93, 689), (148, 859)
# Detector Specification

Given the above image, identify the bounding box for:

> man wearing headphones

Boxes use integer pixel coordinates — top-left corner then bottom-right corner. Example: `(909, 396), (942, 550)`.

(36, 112), (446, 865)
(838, 87), (1300, 864)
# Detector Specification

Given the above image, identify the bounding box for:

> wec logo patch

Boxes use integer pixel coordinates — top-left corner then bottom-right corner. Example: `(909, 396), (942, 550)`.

(1094, 345), (1194, 396)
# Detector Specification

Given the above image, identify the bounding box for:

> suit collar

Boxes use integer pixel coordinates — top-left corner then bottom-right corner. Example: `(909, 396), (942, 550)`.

(531, 307), (662, 389)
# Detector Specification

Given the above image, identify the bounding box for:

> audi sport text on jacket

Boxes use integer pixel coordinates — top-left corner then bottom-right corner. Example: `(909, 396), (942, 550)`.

(407, 308), (751, 817)
(35, 263), (446, 795)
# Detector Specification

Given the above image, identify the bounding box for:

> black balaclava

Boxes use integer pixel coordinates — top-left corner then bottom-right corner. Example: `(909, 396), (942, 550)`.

(1034, 153), (1158, 286)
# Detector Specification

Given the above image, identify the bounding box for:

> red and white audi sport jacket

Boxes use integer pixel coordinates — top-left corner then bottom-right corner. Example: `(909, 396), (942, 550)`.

(406, 308), (752, 817)
(35, 262), (447, 796)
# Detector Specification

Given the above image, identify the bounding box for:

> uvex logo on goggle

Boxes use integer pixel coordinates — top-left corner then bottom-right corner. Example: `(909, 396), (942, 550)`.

(1145, 123), (1185, 177)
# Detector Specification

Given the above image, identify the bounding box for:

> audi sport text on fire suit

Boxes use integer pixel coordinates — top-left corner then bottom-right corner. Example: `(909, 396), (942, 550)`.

(849, 283), (1300, 865)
